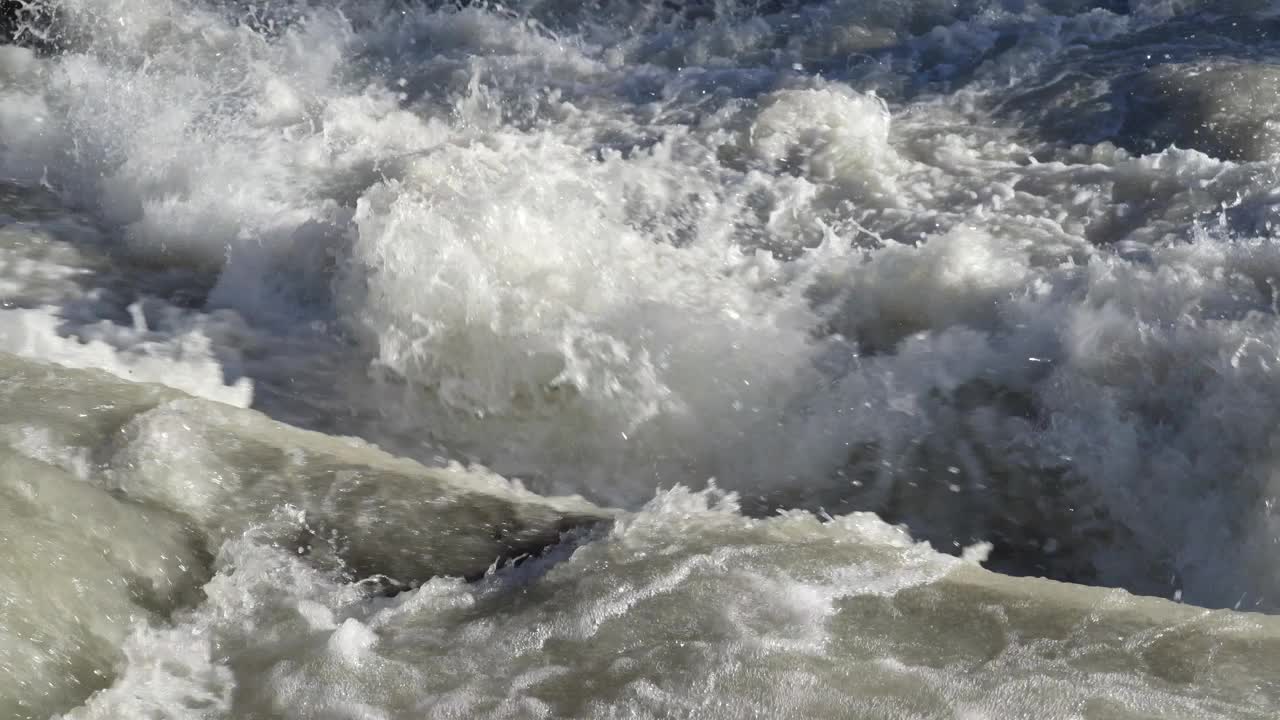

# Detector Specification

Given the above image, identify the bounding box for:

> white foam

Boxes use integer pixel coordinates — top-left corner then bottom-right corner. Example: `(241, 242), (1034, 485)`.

(0, 305), (253, 405)
(58, 488), (1280, 719)
(3, 1), (1280, 696)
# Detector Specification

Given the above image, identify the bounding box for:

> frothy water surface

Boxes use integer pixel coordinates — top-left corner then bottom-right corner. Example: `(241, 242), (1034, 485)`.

(4, 0), (1280, 717)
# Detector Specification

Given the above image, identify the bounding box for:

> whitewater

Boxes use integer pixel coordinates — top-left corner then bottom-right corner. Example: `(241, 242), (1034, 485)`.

(2, 0), (1280, 717)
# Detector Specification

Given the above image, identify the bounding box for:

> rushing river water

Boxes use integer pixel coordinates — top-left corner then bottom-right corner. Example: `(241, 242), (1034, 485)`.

(3, 0), (1280, 717)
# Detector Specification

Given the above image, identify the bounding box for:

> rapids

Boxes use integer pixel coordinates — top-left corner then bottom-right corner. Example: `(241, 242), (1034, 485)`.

(3, 0), (1280, 717)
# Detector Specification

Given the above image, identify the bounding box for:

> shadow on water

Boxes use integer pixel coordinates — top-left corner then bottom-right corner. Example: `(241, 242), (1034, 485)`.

(1, 0), (63, 54)
(990, 12), (1280, 158)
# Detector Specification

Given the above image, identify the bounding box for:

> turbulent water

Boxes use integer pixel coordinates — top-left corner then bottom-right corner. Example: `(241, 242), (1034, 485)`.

(4, 0), (1280, 717)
